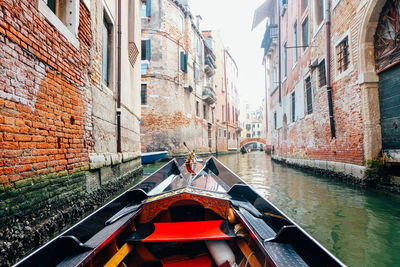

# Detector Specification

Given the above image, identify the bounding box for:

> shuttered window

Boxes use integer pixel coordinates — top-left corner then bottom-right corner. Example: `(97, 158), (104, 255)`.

(180, 51), (187, 72)
(302, 18), (308, 50)
(141, 40), (151, 60)
(319, 59), (326, 87)
(306, 76), (313, 114)
(141, 84), (147, 105)
(291, 91), (296, 122)
(146, 0), (151, 17)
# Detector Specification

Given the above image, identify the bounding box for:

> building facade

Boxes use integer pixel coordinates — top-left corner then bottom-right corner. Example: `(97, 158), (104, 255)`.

(224, 50), (241, 150)
(140, 0), (217, 153)
(257, 0), (400, 182)
(0, 0), (142, 264)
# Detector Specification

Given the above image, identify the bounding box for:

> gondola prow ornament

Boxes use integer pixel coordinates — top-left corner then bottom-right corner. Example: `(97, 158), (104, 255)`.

(183, 142), (197, 175)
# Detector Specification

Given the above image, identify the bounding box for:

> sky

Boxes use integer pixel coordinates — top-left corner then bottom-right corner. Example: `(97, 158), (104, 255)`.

(188, 0), (267, 109)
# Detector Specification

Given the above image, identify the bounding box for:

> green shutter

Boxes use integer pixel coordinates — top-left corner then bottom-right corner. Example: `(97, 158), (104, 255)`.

(145, 40), (151, 60)
(146, 0), (151, 17)
(180, 51), (185, 72)
(184, 53), (188, 73)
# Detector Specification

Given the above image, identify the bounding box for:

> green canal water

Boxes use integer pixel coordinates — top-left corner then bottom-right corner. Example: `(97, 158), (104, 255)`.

(143, 152), (400, 266)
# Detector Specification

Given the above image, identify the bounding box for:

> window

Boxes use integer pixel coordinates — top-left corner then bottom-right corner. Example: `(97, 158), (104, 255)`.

(224, 130), (226, 137)
(314, 0), (324, 27)
(203, 104), (207, 119)
(293, 21), (298, 63)
(141, 40), (151, 60)
(227, 104), (230, 121)
(180, 51), (187, 72)
(196, 101), (199, 117)
(142, 0), (151, 18)
(180, 15), (184, 34)
(257, 131), (261, 136)
(274, 112), (277, 129)
(336, 37), (350, 73)
(319, 59), (326, 87)
(222, 105), (225, 122)
(283, 42), (287, 78)
(302, 18), (308, 51)
(219, 128), (221, 137)
(303, 0), (308, 11)
(228, 132), (231, 139)
(212, 109), (214, 123)
(306, 76), (313, 114)
(246, 124), (251, 130)
(102, 17), (112, 86)
(291, 91), (296, 122)
(141, 84), (147, 105)
(46, 0), (79, 34)
(247, 133), (251, 138)
(193, 62), (198, 81)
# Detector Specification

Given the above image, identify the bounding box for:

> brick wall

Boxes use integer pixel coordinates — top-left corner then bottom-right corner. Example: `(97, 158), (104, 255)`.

(140, 0), (216, 153)
(268, 0), (367, 166)
(0, 0), (93, 191)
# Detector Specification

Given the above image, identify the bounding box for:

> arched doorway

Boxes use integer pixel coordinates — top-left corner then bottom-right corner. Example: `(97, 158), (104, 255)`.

(375, 0), (400, 152)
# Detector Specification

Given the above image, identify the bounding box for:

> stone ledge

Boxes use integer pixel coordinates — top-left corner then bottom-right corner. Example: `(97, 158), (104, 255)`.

(272, 155), (366, 180)
(89, 152), (141, 170)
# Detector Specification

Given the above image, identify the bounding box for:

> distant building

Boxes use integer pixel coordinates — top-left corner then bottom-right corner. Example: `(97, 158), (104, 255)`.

(140, 0), (217, 153)
(254, 0), (400, 182)
(225, 50), (241, 150)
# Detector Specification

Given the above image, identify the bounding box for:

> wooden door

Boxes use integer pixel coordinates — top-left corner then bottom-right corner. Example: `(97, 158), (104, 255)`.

(379, 64), (400, 150)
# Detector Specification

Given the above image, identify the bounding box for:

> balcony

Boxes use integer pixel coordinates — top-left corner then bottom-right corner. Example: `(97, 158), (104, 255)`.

(261, 24), (278, 56)
(204, 55), (216, 77)
(202, 86), (217, 104)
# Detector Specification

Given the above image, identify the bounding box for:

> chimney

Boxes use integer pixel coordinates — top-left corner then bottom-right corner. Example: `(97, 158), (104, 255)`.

(196, 15), (202, 31)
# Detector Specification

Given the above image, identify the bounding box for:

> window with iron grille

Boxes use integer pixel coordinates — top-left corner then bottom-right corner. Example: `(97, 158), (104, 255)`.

(336, 37), (350, 73)
(319, 59), (326, 87)
(141, 84), (147, 105)
(306, 76), (313, 114)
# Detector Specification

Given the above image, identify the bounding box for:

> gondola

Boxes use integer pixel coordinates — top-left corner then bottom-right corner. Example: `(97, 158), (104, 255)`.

(15, 156), (345, 267)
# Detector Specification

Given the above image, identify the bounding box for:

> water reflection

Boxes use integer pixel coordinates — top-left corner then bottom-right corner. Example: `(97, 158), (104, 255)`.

(215, 152), (400, 267)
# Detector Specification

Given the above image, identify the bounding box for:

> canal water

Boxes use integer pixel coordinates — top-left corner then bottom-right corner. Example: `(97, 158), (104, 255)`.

(143, 152), (400, 266)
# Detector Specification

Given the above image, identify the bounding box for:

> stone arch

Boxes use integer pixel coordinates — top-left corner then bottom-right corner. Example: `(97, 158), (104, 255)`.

(239, 138), (266, 148)
(358, 0), (387, 161)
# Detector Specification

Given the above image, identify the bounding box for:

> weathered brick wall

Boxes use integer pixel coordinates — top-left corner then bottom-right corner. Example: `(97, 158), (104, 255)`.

(141, 0), (216, 153)
(270, 0), (366, 166)
(0, 1), (93, 192)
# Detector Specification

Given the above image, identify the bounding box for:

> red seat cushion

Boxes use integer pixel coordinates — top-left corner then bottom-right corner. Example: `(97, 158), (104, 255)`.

(143, 220), (232, 242)
(162, 255), (212, 267)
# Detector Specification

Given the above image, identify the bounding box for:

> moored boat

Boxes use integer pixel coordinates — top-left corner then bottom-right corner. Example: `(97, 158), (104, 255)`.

(141, 151), (168, 164)
(15, 156), (345, 267)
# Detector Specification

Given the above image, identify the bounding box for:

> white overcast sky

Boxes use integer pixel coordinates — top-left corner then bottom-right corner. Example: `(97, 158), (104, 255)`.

(188, 0), (266, 109)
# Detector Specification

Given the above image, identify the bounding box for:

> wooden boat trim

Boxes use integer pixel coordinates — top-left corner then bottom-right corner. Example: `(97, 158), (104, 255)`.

(138, 191), (231, 224)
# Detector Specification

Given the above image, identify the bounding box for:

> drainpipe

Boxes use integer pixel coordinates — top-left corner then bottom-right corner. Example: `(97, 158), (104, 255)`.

(116, 0), (122, 152)
(325, 0), (336, 138)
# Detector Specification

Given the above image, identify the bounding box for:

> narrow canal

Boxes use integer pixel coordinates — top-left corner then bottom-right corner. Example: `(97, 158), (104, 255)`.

(143, 152), (400, 266)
